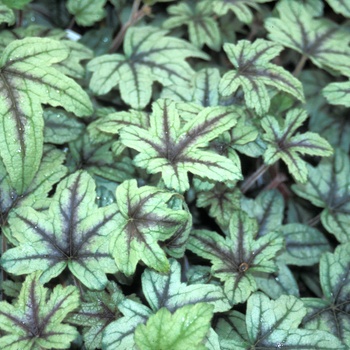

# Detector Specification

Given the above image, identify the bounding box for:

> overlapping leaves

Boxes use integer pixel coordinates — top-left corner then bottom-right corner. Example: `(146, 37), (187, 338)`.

(0, 37), (92, 193)
(219, 39), (305, 115)
(0, 272), (80, 349)
(120, 99), (242, 192)
(88, 26), (208, 109)
(188, 210), (284, 304)
(216, 292), (345, 349)
(109, 180), (190, 275)
(1, 171), (118, 290)
(262, 108), (333, 183)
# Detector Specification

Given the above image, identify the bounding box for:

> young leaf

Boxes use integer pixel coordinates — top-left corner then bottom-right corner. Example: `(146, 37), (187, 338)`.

(323, 81), (350, 107)
(293, 148), (350, 243)
(262, 108), (333, 183)
(163, 1), (221, 51)
(302, 243), (350, 348)
(142, 259), (230, 313)
(0, 3), (15, 25)
(88, 26), (208, 109)
(219, 39), (305, 115)
(217, 292), (345, 349)
(120, 99), (242, 192)
(110, 179), (190, 275)
(188, 210), (284, 304)
(0, 272), (80, 349)
(266, 1), (350, 76)
(68, 281), (124, 350)
(66, 0), (107, 26)
(134, 303), (214, 350)
(0, 37), (92, 193)
(212, 0), (273, 24)
(1, 171), (118, 290)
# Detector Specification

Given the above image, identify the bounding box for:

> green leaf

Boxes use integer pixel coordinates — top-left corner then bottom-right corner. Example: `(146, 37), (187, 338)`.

(325, 0), (350, 17)
(44, 107), (85, 144)
(67, 281), (124, 350)
(293, 148), (350, 243)
(302, 243), (350, 348)
(163, 1), (221, 51)
(280, 224), (331, 266)
(1, 171), (118, 290)
(262, 108), (333, 183)
(0, 3), (15, 25)
(323, 81), (350, 107)
(2, 0), (32, 10)
(212, 0), (274, 24)
(109, 179), (190, 275)
(142, 259), (230, 313)
(266, 1), (350, 76)
(219, 39), (305, 115)
(66, 0), (107, 26)
(135, 303), (214, 350)
(120, 99), (242, 192)
(188, 210), (284, 304)
(0, 272), (80, 349)
(217, 292), (345, 349)
(0, 37), (93, 194)
(88, 26), (208, 109)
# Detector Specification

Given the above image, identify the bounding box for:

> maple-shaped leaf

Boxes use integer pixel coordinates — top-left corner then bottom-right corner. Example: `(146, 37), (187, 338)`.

(0, 37), (92, 194)
(302, 243), (350, 348)
(88, 26), (208, 109)
(262, 108), (333, 183)
(109, 180), (190, 275)
(1, 171), (118, 290)
(67, 0), (107, 26)
(135, 303), (214, 350)
(326, 0), (350, 17)
(212, 0), (274, 24)
(188, 210), (284, 304)
(103, 258), (226, 349)
(120, 99), (242, 192)
(293, 148), (350, 243)
(216, 292), (345, 350)
(68, 281), (124, 350)
(163, 1), (221, 50)
(0, 146), (67, 230)
(0, 3), (15, 25)
(219, 39), (305, 116)
(0, 272), (80, 349)
(323, 81), (350, 107)
(266, 1), (350, 76)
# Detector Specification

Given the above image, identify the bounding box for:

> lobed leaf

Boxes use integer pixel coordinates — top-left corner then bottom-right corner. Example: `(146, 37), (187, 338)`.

(66, 0), (107, 26)
(325, 0), (350, 17)
(219, 39), (305, 115)
(0, 3), (15, 25)
(323, 81), (350, 107)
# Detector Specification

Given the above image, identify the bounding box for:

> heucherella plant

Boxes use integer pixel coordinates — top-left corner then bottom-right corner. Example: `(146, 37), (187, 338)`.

(0, 0), (349, 349)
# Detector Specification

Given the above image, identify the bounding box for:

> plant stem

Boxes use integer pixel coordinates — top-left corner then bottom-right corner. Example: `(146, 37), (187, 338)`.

(109, 0), (149, 53)
(67, 16), (75, 30)
(292, 54), (308, 77)
(306, 212), (321, 227)
(241, 163), (270, 194)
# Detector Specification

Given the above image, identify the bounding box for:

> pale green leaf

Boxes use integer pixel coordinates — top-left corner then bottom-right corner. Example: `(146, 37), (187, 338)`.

(188, 210), (284, 304)
(262, 108), (333, 183)
(325, 0), (350, 17)
(88, 26), (208, 109)
(109, 179), (190, 275)
(302, 243), (350, 348)
(220, 39), (305, 115)
(0, 37), (92, 193)
(164, 1), (221, 50)
(266, 1), (350, 76)
(0, 3), (15, 25)
(1, 171), (118, 290)
(0, 272), (80, 349)
(217, 292), (345, 349)
(67, 0), (107, 26)
(120, 99), (242, 192)
(323, 81), (350, 107)
(293, 148), (350, 243)
(135, 303), (214, 350)
(2, 0), (32, 10)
